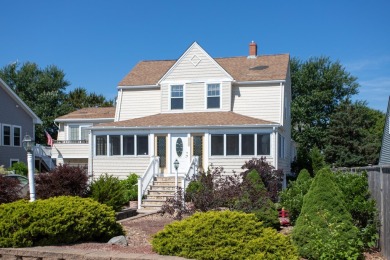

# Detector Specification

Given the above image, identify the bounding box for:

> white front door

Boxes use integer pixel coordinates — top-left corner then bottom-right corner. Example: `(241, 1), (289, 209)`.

(171, 134), (190, 174)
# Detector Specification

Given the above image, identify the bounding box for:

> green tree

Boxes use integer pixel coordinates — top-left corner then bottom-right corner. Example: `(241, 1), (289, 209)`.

(0, 62), (69, 143)
(0, 62), (113, 143)
(65, 87), (113, 110)
(291, 57), (359, 169)
(324, 101), (385, 167)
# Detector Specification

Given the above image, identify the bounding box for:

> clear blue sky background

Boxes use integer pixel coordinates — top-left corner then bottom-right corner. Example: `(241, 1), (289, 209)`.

(1, 0), (389, 112)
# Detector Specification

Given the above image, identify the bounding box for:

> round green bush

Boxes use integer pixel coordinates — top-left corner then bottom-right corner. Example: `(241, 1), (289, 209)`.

(89, 173), (127, 211)
(152, 210), (299, 260)
(0, 196), (124, 247)
(292, 168), (362, 259)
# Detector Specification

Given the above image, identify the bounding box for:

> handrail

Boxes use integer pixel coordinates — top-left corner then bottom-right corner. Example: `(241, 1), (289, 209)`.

(181, 156), (199, 193)
(33, 145), (55, 171)
(137, 156), (160, 209)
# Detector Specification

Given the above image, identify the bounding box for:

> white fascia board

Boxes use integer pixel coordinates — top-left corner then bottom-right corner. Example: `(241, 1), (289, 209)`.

(89, 123), (280, 132)
(0, 78), (43, 124)
(55, 118), (114, 123)
(234, 79), (286, 86)
(164, 78), (232, 85)
(158, 42), (234, 84)
(117, 85), (159, 90)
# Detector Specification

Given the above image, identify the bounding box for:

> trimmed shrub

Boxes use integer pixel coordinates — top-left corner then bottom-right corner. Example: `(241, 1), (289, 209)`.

(292, 168), (362, 259)
(0, 175), (21, 204)
(89, 173), (127, 211)
(234, 169), (280, 229)
(35, 164), (88, 199)
(0, 196), (124, 247)
(120, 173), (138, 202)
(279, 169), (313, 224)
(241, 157), (283, 202)
(333, 171), (379, 248)
(152, 211), (299, 260)
(8, 162), (28, 176)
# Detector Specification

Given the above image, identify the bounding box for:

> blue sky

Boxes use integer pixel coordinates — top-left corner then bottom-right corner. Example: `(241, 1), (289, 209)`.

(1, 0), (389, 112)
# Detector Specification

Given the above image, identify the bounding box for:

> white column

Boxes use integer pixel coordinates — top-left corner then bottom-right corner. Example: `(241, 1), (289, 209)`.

(27, 152), (35, 202)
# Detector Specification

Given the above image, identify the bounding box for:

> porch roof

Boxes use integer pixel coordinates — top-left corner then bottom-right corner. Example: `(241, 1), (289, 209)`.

(93, 112), (278, 129)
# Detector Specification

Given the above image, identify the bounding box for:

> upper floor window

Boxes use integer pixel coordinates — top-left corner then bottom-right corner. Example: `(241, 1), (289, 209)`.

(69, 125), (91, 141)
(171, 85), (183, 110)
(207, 84), (220, 109)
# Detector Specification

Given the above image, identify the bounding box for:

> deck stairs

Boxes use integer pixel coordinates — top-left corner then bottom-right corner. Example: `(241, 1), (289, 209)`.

(141, 176), (183, 210)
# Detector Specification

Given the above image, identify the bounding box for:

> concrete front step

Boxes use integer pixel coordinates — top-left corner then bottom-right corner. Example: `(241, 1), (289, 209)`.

(155, 176), (183, 182)
(149, 185), (176, 191)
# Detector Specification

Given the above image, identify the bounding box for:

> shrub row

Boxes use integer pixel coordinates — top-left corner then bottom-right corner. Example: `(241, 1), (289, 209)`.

(0, 196), (124, 247)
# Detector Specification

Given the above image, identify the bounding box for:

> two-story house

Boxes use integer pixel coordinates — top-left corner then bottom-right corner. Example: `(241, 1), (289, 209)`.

(85, 42), (292, 181)
(0, 78), (42, 168)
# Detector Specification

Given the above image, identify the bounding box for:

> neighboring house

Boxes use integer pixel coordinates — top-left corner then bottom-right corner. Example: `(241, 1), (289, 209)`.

(52, 107), (115, 167)
(0, 78), (42, 168)
(379, 96), (390, 165)
(54, 42), (293, 186)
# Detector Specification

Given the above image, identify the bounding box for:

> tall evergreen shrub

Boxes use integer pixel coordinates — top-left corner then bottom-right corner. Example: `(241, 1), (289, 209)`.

(292, 168), (362, 259)
(279, 169), (312, 224)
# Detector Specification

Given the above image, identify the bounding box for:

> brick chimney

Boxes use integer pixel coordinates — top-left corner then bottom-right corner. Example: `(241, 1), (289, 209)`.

(248, 41), (257, 58)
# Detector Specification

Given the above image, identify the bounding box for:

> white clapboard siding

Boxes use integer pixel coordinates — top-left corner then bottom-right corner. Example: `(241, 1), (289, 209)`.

(222, 82), (232, 111)
(232, 84), (281, 123)
(117, 89), (161, 121)
(92, 156), (150, 180)
(208, 156), (275, 176)
(51, 143), (89, 159)
(162, 44), (230, 82)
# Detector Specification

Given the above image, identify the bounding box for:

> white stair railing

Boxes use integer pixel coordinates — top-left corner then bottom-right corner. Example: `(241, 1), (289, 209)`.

(181, 156), (199, 200)
(137, 156), (160, 209)
(33, 144), (55, 170)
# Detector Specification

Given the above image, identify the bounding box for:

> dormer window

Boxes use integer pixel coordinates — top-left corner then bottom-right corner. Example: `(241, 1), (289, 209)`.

(207, 84), (220, 109)
(171, 85), (183, 110)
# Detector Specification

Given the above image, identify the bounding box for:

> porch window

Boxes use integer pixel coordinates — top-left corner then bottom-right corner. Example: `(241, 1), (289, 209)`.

(123, 135), (135, 155)
(13, 126), (21, 146)
(193, 135), (203, 168)
(226, 134), (239, 155)
(207, 84), (220, 109)
(211, 134), (224, 156)
(157, 136), (166, 167)
(109, 135), (121, 156)
(242, 134), (254, 155)
(2, 125), (10, 146)
(171, 85), (183, 110)
(258, 134), (271, 155)
(137, 135), (149, 155)
(96, 135), (107, 156)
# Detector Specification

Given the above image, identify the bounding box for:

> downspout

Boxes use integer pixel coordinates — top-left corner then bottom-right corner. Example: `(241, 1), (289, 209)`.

(273, 126), (278, 170)
(116, 88), (123, 121)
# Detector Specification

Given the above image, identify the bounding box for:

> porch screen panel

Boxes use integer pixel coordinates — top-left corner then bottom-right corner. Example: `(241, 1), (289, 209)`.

(211, 134), (224, 156)
(109, 135), (121, 156)
(157, 136), (166, 167)
(123, 135), (134, 155)
(193, 135), (203, 167)
(242, 134), (254, 155)
(257, 134), (270, 155)
(137, 135), (149, 155)
(96, 135), (107, 156)
(226, 134), (239, 155)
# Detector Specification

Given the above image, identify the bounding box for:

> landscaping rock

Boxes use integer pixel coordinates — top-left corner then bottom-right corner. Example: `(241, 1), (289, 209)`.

(108, 235), (128, 246)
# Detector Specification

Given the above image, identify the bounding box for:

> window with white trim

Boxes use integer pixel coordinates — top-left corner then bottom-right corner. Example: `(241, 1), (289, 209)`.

(2, 125), (11, 146)
(123, 135), (135, 155)
(109, 135), (121, 156)
(171, 85), (183, 110)
(13, 126), (21, 146)
(210, 133), (271, 157)
(96, 135), (107, 156)
(137, 135), (149, 155)
(207, 84), (220, 109)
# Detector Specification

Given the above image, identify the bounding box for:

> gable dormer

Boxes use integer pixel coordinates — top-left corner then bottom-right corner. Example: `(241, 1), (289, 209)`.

(159, 42), (233, 113)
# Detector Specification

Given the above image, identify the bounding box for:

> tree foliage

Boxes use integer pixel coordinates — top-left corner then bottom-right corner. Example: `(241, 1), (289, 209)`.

(0, 62), (113, 143)
(324, 101), (385, 167)
(291, 57), (359, 169)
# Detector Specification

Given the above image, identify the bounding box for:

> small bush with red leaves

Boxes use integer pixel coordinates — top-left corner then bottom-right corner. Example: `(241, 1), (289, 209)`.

(0, 175), (21, 204)
(35, 164), (88, 199)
